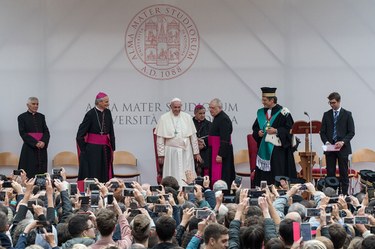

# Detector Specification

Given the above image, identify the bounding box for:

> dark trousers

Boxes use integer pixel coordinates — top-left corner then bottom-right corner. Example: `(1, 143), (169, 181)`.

(326, 152), (349, 195)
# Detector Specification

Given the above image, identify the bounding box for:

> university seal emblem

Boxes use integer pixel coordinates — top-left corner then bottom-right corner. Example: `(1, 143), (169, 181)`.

(125, 4), (200, 80)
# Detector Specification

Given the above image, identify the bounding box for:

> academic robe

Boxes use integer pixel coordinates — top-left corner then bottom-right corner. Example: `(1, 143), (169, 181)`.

(208, 111), (235, 187)
(193, 118), (211, 176)
(18, 111), (50, 178)
(76, 108), (115, 183)
(252, 104), (296, 186)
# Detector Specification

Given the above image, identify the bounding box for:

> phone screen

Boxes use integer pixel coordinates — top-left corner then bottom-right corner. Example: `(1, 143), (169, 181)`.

(300, 223), (312, 241)
(260, 181), (267, 189)
(107, 193), (114, 205)
(70, 183), (78, 196)
(0, 192), (6, 201)
(150, 185), (162, 192)
(123, 188), (134, 196)
(154, 204), (168, 213)
(90, 192), (99, 207)
(182, 186), (194, 193)
(306, 208), (321, 217)
(235, 176), (242, 187)
(79, 196), (90, 205)
(146, 196), (159, 203)
(195, 209), (211, 219)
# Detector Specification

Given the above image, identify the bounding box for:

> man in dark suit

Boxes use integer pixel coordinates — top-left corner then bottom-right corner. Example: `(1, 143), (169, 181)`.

(320, 92), (355, 195)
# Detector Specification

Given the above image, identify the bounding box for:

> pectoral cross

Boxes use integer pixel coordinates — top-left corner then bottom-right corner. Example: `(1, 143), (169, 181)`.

(174, 130), (178, 135)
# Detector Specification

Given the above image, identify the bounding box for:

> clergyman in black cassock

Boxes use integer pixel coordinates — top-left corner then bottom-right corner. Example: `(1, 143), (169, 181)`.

(252, 87), (296, 186)
(76, 92), (115, 184)
(18, 97), (50, 178)
(193, 104), (211, 176)
(208, 98), (235, 187)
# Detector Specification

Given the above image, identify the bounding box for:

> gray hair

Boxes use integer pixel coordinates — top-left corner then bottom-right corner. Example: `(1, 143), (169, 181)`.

(210, 98), (223, 109)
(27, 97), (39, 104)
(213, 180), (228, 192)
(95, 97), (105, 105)
(288, 203), (306, 221)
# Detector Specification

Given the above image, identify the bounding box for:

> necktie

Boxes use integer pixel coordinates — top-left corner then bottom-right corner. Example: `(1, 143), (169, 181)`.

(333, 110), (338, 142)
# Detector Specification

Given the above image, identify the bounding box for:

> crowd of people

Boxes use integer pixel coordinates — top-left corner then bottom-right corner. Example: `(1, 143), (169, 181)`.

(0, 168), (374, 249)
(11, 87), (360, 249)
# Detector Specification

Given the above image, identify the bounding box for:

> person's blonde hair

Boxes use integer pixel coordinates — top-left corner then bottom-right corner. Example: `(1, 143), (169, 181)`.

(302, 240), (327, 249)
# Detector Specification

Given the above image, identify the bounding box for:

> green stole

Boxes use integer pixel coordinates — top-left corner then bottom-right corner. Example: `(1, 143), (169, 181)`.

(256, 108), (281, 171)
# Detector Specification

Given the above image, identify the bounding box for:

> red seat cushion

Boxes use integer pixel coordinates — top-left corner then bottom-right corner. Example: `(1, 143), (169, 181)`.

(312, 167), (357, 178)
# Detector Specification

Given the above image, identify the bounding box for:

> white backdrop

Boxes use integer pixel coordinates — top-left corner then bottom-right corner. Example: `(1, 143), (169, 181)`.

(1, 0), (374, 184)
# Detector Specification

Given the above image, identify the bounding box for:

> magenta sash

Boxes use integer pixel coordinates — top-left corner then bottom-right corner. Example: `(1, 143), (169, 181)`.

(28, 132), (43, 141)
(85, 133), (113, 179)
(208, 136), (222, 184)
(86, 133), (110, 145)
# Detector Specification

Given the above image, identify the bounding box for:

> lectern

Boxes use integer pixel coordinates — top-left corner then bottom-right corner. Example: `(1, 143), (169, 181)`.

(292, 120), (321, 182)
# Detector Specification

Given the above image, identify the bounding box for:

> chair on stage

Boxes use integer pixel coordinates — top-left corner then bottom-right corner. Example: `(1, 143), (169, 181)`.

(351, 148), (375, 171)
(234, 149), (251, 178)
(311, 154), (358, 194)
(0, 152), (19, 177)
(113, 151), (140, 182)
(52, 151), (79, 180)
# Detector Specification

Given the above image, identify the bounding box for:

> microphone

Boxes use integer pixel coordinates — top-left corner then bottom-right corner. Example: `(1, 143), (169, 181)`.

(304, 111), (309, 117)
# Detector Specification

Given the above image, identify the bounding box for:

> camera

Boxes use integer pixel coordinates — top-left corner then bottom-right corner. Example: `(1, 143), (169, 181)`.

(299, 184), (307, 191)
(339, 210), (347, 218)
(235, 176), (243, 187)
(90, 191), (100, 208)
(195, 209), (212, 219)
(260, 180), (267, 189)
(182, 186), (195, 194)
(35, 174), (47, 189)
(36, 221), (53, 233)
(146, 195), (160, 203)
(13, 170), (22, 176)
(89, 183), (99, 191)
(69, 183), (78, 196)
(325, 206), (333, 213)
(124, 182), (133, 189)
(248, 190), (264, 198)
(107, 192), (114, 205)
(328, 197), (339, 204)
(306, 208), (320, 217)
(0, 192), (6, 201)
(150, 185), (162, 192)
(129, 209), (141, 217)
(2, 181), (12, 188)
(123, 188), (134, 197)
(154, 204), (169, 213)
(79, 196), (90, 205)
(52, 168), (62, 175)
(194, 177), (204, 186)
(355, 216), (369, 225)
(110, 182), (119, 189)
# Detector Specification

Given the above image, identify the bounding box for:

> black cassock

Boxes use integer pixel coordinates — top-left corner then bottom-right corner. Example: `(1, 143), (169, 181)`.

(76, 108), (115, 183)
(252, 104), (297, 186)
(18, 111), (50, 178)
(193, 118), (211, 176)
(208, 111), (235, 187)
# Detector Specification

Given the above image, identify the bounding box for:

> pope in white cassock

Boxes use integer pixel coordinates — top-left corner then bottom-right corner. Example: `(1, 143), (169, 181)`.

(155, 98), (202, 188)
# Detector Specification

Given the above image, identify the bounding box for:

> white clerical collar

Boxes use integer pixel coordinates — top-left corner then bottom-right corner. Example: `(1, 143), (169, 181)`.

(95, 106), (104, 112)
